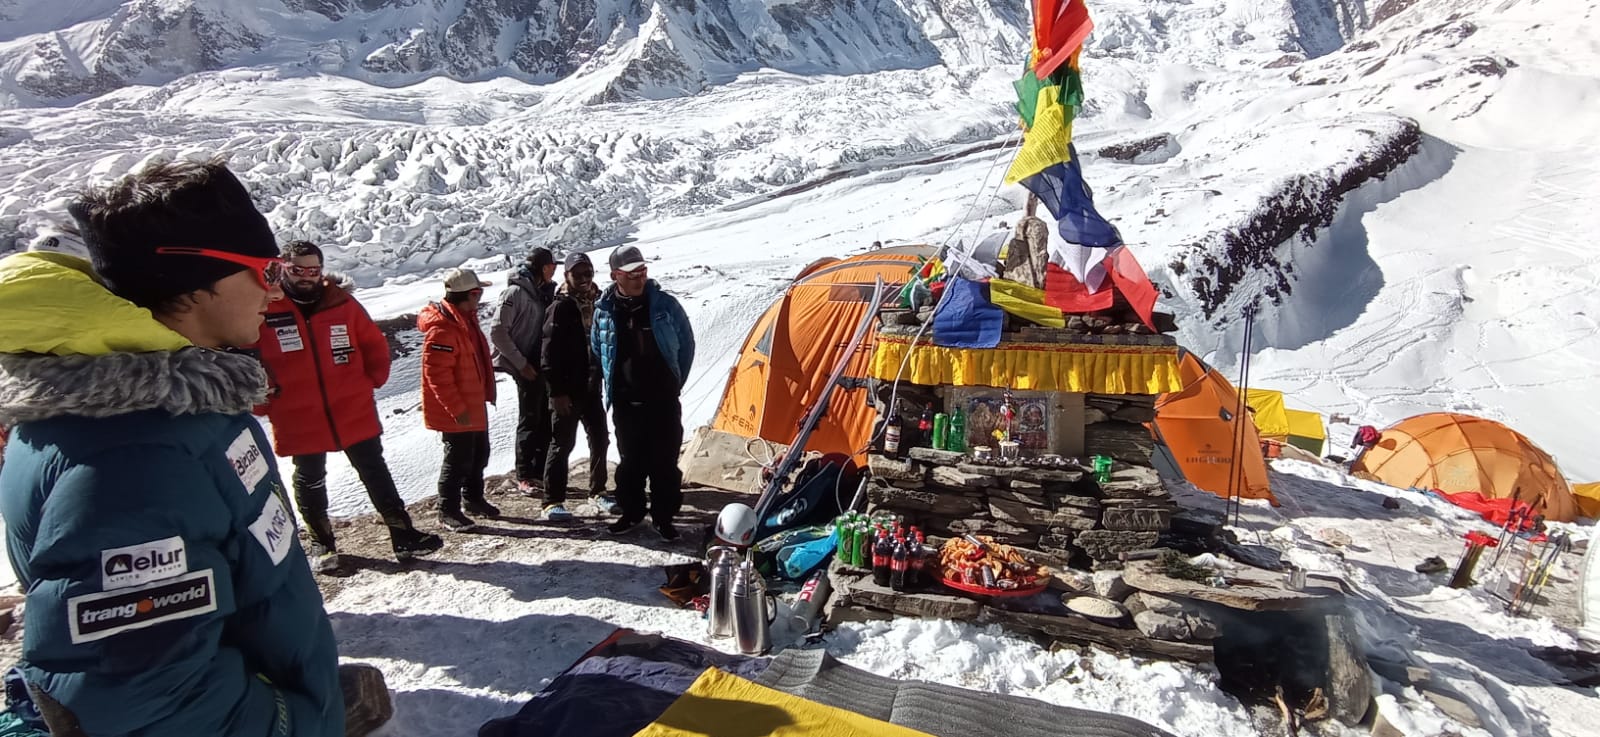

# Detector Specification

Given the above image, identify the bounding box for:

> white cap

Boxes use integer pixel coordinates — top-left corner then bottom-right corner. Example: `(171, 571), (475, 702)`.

(28, 225), (88, 258)
(443, 268), (492, 292)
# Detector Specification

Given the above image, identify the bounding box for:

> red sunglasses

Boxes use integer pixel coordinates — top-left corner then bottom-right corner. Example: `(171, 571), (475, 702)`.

(154, 247), (285, 290)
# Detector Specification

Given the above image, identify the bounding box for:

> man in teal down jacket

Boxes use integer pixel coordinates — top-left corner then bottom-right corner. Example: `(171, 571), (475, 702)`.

(0, 158), (343, 736)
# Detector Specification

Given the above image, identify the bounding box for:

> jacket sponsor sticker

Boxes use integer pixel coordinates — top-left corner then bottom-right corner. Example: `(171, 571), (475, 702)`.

(250, 492), (295, 566)
(265, 312), (303, 352)
(100, 536), (186, 590)
(428, 343), (454, 352)
(67, 569), (217, 644)
(226, 429), (269, 493)
(329, 324), (351, 350)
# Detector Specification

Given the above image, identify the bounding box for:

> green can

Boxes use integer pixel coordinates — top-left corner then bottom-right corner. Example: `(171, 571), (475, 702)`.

(932, 413), (949, 450)
(852, 523), (871, 568)
(835, 517), (854, 561)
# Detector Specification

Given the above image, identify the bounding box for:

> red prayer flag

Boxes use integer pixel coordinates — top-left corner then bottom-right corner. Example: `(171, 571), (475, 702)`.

(1033, 0), (1093, 79)
(1107, 246), (1158, 330)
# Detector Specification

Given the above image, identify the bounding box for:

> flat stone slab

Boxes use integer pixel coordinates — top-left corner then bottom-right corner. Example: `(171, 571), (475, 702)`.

(1122, 560), (1341, 612)
(836, 570), (983, 620)
(908, 447), (966, 465)
(867, 454), (926, 483)
(977, 607), (1213, 663)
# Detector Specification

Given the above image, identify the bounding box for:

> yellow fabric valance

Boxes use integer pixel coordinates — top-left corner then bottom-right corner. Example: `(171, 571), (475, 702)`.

(870, 333), (1182, 395)
(633, 667), (936, 737)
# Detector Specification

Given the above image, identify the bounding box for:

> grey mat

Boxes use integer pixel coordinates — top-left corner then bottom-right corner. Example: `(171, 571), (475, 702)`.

(755, 648), (1178, 737)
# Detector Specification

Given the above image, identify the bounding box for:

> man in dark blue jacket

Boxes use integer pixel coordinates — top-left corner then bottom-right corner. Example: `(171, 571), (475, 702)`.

(0, 159), (344, 736)
(592, 245), (695, 541)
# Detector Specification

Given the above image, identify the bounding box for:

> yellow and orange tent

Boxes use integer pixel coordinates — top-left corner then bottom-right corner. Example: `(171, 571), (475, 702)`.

(1353, 412), (1578, 522)
(1576, 482), (1600, 520)
(710, 246), (931, 459)
(1245, 388), (1326, 455)
(1150, 351), (1275, 503)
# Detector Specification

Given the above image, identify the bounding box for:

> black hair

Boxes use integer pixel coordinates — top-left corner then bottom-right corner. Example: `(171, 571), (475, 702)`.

(282, 240), (323, 264)
(444, 291), (476, 306)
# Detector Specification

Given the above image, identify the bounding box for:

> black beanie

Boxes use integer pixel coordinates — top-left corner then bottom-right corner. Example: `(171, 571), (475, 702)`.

(527, 247), (555, 270)
(70, 162), (279, 308)
(564, 251), (591, 270)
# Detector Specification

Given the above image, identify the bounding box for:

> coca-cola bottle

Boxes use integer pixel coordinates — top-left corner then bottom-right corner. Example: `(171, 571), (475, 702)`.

(917, 403), (934, 447)
(909, 530), (927, 587)
(890, 535), (909, 591)
(872, 530), (894, 587)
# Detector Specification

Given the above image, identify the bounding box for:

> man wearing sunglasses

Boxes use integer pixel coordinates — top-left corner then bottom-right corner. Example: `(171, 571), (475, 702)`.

(255, 240), (443, 572)
(0, 159), (343, 735)
(592, 246), (696, 541)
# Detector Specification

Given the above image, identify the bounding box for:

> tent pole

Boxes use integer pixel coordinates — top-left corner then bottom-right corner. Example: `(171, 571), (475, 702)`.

(1228, 307), (1256, 528)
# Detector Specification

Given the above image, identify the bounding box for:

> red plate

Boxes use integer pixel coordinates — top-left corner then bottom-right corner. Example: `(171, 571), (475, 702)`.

(940, 575), (1050, 598)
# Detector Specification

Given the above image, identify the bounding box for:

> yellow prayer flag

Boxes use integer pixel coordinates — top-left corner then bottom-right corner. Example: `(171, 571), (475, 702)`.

(1005, 84), (1073, 184)
(988, 278), (1066, 327)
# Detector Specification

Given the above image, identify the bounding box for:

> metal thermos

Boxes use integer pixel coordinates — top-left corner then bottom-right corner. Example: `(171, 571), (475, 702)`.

(705, 546), (740, 639)
(731, 559), (775, 655)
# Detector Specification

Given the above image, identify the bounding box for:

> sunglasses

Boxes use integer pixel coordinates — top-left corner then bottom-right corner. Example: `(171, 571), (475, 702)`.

(155, 247), (286, 290)
(286, 264), (323, 278)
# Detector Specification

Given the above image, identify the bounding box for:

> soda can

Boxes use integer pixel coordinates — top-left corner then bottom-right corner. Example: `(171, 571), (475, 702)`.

(852, 523), (870, 568)
(932, 413), (949, 450)
(835, 517), (854, 561)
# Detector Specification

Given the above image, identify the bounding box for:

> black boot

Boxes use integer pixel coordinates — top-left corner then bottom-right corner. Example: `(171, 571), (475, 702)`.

(390, 527), (444, 560)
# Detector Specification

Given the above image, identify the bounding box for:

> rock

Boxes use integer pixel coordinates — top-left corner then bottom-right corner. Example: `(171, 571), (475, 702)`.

(1111, 405), (1158, 423)
(1185, 612), (1221, 641)
(908, 447), (966, 466)
(931, 465), (997, 489)
(1381, 496), (1401, 510)
(843, 574), (983, 620)
(1419, 687), (1481, 727)
(1091, 571), (1133, 601)
(947, 517), (1038, 545)
(1314, 527), (1355, 548)
(1220, 542), (1285, 571)
(1039, 530), (1077, 551)
(1083, 407), (1110, 424)
(1084, 422), (1156, 464)
(1122, 560), (1340, 611)
(867, 454), (926, 484)
(990, 485), (1050, 508)
(1049, 496), (1103, 516)
(340, 662), (394, 737)
(867, 484), (985, 518)
(1323, 612), (1373, 726)
(1133, 611), (1191, 640)
(1101, 507), (1172, 532)
(1132, 592), (1186, 615)
(1076, 531), (1161, 561)
(990, 497), (1099, 530)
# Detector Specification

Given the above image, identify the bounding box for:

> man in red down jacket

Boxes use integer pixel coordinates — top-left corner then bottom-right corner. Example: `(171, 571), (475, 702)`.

(418, 267), (500, 531)
(257, 240), (442, 571)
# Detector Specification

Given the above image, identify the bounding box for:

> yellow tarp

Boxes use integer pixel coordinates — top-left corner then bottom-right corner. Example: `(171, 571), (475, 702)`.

(1286, 409), (1326, 442)
(633, 667), (936, 737)
(1576, 482), (1600, 519)
(1244, 389), (1290, 438)
(987, 278), (1065, 327)
(870, 333), (1182, 395)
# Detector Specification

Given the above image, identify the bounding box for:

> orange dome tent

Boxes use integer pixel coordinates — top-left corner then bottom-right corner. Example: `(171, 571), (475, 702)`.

(1150, 350), (1275, 503)
(710, 245), (931, 460)
(1353, 413), (1578, 522)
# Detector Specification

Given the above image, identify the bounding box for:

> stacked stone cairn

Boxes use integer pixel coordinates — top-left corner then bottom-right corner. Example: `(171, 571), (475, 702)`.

(864, 393), (1175, 566)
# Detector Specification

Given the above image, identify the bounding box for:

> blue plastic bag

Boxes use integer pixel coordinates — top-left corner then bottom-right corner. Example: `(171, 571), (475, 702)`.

(777, 530), (838, 580)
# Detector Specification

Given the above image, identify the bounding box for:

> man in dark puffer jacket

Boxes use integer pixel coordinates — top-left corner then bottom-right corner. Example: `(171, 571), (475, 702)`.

(0, 159), (343, 737)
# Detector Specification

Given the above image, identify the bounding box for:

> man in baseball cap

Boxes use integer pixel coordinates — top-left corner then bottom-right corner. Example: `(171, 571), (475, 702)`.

(418, 266), (500, 531)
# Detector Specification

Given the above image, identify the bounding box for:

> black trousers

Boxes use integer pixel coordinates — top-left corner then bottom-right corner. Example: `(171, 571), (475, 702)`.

(291, 435), (414, 552)
(543, 389), (609, 505)
(513, 373), (551, 482)
(438, 430), (491, 512)
(612, 399), (683, 524)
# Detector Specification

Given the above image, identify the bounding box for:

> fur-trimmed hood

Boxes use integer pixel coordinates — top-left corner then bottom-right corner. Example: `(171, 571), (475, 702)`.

(0, 348), (268, 425)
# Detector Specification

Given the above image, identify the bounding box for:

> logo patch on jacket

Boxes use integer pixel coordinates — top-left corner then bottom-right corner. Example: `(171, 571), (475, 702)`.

(227, 429), (269, 493)
(250, 493), (295, 565)
(330, 324), (354, 364)
(428, 343), (454, 352)
(100, 536), (186, 590)
(266, 312), (303, 352)
(67, 569), (217, 644)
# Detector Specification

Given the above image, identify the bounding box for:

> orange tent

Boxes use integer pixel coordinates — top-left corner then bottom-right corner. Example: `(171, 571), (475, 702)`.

(1150, 351), (1275, 502)
(711, 246), (930, 458)
(1353, 413), (1577, 522)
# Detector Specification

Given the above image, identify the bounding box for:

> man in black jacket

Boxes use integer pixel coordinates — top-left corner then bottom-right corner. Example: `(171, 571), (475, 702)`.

(540, 252), (615, 520)
(489, 247), (556, 494)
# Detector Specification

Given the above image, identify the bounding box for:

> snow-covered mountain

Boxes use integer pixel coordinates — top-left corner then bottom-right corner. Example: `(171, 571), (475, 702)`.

(0, 0), (1030, 104)
(0, 0), (1597, 486)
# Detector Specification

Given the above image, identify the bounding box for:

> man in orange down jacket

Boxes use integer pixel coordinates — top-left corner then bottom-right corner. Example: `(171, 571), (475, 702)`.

(418, 268), (500, 531)
(256, 240), (442, 572)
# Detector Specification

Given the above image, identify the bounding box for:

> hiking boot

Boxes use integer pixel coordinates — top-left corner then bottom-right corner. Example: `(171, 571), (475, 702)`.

(463, 498), (501, 519)
(307, 543), (340, 574)
(543, 504), (574, 521)
(516, 479), (543, 497)
(653, 521), (681, 543)
(608, 516), (646, 536)
(439, 509), (477, 532)
(591, 495), (619, 515)
(391, 529), (444, 561)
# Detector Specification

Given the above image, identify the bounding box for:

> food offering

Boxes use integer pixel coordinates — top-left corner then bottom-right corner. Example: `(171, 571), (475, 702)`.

(938, 534), (1051, 596)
